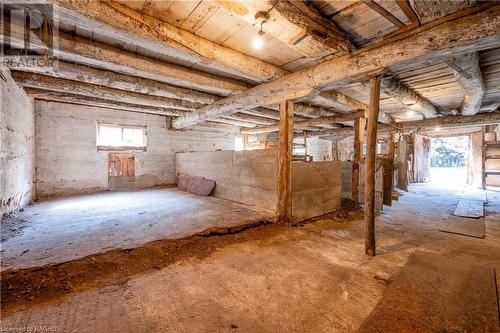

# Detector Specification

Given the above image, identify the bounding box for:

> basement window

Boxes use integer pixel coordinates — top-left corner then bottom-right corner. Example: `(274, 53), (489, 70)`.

(96, 123), (147, 151)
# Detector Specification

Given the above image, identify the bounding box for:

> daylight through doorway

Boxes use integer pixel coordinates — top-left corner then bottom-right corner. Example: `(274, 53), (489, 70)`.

(430, 136), (469, 188)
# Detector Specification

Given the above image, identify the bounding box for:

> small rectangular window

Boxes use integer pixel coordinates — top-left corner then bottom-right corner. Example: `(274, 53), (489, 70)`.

(96, 123), (146, 151)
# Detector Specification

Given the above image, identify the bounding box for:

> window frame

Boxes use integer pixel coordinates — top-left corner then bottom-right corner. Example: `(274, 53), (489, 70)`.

(96, 122), (147, 152)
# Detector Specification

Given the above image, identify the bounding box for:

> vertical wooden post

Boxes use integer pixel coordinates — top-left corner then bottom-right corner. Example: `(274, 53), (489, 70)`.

(365, 76), (381, 256)
(277, 100), (294, 226)
(481, 126), (486, 189)
(352, 116), (366, 201)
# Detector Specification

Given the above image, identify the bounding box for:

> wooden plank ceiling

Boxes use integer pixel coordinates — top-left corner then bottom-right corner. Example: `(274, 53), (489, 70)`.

(5, 0), (499, 132)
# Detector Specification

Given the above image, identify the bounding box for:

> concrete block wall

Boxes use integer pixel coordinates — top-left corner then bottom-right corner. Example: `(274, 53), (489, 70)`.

(176, 149), (342, 220)
(35, 101), (237, 198)
(0, 69), (35, 217)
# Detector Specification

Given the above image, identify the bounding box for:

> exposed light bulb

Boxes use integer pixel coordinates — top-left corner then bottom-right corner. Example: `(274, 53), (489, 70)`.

(407, 110), (415, 116)
(252, 34), (264, 49)
(434, 127), (441, 132)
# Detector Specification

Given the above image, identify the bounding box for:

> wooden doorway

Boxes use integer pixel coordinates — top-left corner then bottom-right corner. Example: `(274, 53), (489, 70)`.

(108, 153), (135, 177)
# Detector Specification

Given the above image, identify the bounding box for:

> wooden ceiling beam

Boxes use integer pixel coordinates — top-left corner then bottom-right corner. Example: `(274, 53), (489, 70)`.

(312, 111), (500, 138)
(309, 89), (394, 123)
(448, 52), (485, 116)
(25, 0), (286, 83)
(25, 89), (186, 117)
(10, 61), (219, 105)
(171, 6), (499, 128)
(241, 110), (364, 134)
(1, 23), (248, 96)
(381, 77), (440, 118)
(12, 72), (204, 111)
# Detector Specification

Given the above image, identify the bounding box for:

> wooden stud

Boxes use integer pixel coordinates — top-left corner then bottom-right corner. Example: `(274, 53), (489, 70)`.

(365, 75), (382, 256)
(352, 116), (366, 202)
(277, 100), (294, 226)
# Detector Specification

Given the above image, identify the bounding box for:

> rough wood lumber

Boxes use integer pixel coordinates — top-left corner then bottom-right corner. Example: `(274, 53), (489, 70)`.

(310, 89), (394, 123)
(26, 0), (286, 83)
(171, 5), (500, 128)
(365, 76), (382, 257)
(207, 118), (257, 128)
(396, 0), (420, 24)
(277, 101), (294, 226)
(352, 116), (366, 202)
(361, 0), (406, 27)
(223, 114), (277, 126)
(25, 89), (186, 117)
(12, 72), (203, 111)
(313, 111), (500, 138)
(381, 77), (440, 118)
(10, 61), (219, 104)
(1, 14), (247, 97)
(1, 24), (247, 95)
(53, 33), (247, 96)
(240, 111), (365, 134)
(449, 52), (485, 115)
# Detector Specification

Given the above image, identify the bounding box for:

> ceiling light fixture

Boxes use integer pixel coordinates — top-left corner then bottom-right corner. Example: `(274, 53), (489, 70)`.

(252, 11), (270, 49)
(434, 127), (441, 132)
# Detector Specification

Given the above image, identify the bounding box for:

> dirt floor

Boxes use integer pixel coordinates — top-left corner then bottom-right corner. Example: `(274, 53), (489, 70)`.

(0, 188), (275, 270)
(1, 183), (499, 332)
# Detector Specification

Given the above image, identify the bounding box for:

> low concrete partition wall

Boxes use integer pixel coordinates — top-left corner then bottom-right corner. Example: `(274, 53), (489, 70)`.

(292, 161), (342, 220)
(175, 149), (277, 211)
(341, 161), (353, 200)
(175, 149), (342, 220)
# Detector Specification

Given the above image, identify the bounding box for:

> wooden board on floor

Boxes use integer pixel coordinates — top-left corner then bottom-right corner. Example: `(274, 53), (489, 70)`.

(440, 215), (485, 238)
(358, 252), (499, 333)
(453, 199), (484, 218)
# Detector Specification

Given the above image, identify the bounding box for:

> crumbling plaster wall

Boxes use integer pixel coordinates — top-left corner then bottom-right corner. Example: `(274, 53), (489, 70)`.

(35, 101), (237, 198)
(0, 69), (35, 217)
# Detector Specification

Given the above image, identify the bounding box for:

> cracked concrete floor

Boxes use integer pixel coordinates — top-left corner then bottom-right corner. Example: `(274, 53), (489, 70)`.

(1, 183), (500, 332)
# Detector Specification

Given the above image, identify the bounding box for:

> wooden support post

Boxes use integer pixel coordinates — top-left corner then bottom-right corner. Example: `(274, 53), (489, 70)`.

(277, 100), (294, 226)
(365, 76), (381, 256)
(482, 126), (486, 190)
(352, 116), (366, 201)
(384, 132), (396, 206)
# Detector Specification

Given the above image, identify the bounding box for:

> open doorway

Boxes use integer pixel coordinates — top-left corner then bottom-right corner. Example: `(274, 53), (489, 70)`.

(430, 136), (469, 188)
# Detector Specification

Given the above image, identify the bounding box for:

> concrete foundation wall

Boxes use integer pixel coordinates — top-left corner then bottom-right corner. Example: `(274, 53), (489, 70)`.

(0, 69), (35, 217)
(35, 101), (237, 198)
(176, 149), (342, 219)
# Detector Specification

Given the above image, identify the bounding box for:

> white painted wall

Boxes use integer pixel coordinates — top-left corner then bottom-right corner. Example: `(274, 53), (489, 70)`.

(35, 101), (238, 197)
(0, 69), (35, 217)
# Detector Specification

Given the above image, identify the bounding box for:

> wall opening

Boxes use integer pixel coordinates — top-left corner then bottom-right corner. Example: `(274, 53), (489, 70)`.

(430, 136), (468, 188)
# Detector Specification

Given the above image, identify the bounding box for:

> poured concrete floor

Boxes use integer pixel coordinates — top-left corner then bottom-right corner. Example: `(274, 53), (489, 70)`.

(0, 188), (274, 270)
(1, 183), (500, 332)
